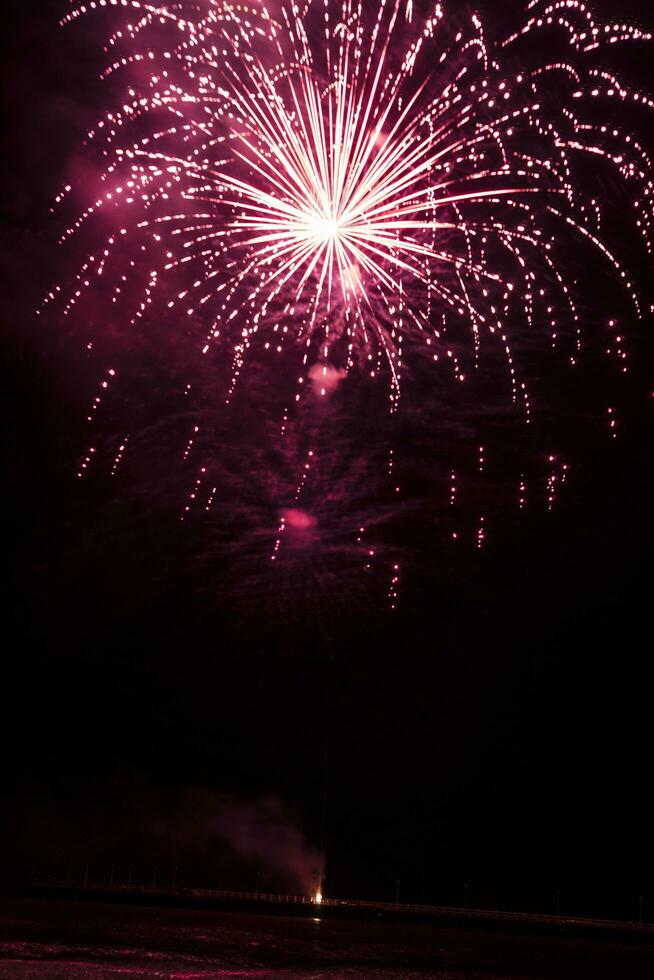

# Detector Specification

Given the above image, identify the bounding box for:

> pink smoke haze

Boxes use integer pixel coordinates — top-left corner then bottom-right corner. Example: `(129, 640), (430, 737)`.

(210, 798), (322, 895)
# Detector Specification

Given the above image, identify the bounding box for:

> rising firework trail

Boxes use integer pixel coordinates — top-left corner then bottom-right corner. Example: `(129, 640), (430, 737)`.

(41, 0), (653, 593)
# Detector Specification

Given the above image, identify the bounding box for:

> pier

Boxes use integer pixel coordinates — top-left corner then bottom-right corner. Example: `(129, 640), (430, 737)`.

(31, 877), (654, 939)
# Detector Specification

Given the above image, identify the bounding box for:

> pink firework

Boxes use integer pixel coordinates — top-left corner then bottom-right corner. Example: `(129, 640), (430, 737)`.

(44, 0), (652, 413)
(38, 0), (654, 600)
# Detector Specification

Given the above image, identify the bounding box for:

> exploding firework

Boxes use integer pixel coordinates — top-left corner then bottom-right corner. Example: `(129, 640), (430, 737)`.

(195, 408), (404, 615)
(41, 0), (653, 598)
(46, 0), (652, 396)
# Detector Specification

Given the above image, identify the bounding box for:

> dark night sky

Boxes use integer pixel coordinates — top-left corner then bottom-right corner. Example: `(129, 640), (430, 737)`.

(1, 0), (653, 921)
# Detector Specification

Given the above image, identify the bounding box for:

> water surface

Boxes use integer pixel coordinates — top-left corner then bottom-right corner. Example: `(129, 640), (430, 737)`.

(1, 898), (653, 978)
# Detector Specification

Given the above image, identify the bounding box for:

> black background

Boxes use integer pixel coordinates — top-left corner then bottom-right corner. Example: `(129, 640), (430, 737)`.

(1, 0), (652, 921)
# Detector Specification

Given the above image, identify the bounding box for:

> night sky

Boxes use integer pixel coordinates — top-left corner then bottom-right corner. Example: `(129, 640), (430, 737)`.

(1, 0), (653, 923)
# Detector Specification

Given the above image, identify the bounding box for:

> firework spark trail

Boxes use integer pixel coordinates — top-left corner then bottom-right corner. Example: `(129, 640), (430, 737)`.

(41, 0), (653, 576)
(47, 0), (653, 395)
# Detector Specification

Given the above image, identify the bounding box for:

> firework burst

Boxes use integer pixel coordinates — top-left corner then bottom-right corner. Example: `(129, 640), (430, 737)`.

(40, 0), (653, 599)
(46, 0), (652, 400)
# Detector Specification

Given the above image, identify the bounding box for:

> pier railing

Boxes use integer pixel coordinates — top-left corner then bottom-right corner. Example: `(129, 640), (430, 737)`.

(31, 876), (654, 935)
